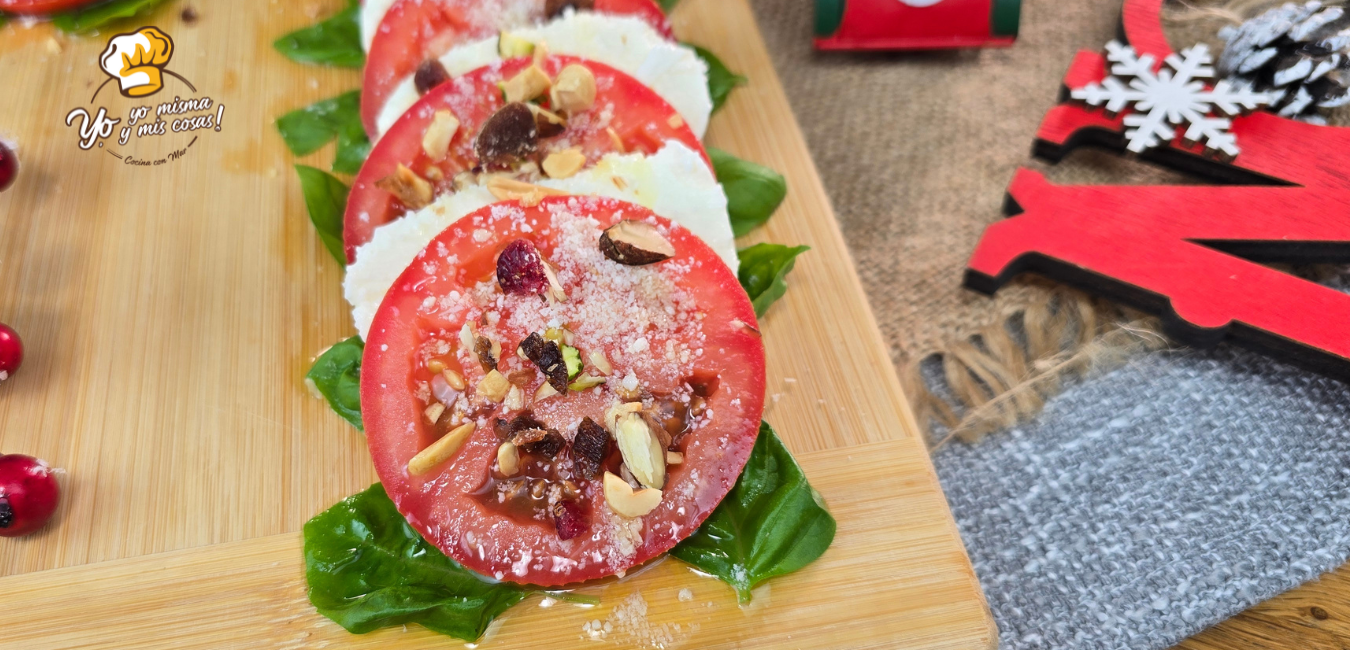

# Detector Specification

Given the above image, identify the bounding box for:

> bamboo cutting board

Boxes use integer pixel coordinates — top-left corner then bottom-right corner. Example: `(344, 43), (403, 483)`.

(0, 0), (994, 647)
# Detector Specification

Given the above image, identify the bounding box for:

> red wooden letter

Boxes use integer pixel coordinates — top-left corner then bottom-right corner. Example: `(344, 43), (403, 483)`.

(966, 0), (1350, 377)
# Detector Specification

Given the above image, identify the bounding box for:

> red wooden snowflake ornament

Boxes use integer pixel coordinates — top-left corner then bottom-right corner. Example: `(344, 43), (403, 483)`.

(966, 0), (1350, 379)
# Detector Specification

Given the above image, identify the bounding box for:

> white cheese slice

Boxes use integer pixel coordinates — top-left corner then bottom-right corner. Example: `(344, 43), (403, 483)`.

(360, 0), (399, 51)
(345, 141), (734, 338)
(374, 11), (711, 140)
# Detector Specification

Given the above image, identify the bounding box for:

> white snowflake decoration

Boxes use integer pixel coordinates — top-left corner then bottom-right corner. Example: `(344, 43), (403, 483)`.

(1071, 41), (1272, 158)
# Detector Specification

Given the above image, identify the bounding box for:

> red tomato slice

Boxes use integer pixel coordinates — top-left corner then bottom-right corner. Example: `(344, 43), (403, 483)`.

(0, 0), (98, 12)
(362, 196), (765, 586)
(362, 0), (673, 136)
(343, 55), (707, 262)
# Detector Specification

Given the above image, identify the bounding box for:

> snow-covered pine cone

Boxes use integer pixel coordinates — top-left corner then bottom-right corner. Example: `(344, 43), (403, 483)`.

(1217, 1), (1350, 124)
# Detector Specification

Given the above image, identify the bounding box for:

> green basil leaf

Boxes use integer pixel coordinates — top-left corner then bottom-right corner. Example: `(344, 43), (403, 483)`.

(736, 243), (809, 317)
(52, 0), (169, 32)
(306, 336), (363, 429)
(274, 0), (365, 69)
(671, 421), (836, 603)
(305, 483), (529, 639)
(710, 148), (787, 237)
(295, 165), (350, 267)
(691, 45), (747, 113)
(658, 0), (681, 12)
(276, 91), (371, 174)
(0, 13), (9, 28)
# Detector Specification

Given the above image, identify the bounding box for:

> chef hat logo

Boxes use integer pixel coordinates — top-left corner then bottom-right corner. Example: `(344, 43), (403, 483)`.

(99, 27), (175, 98)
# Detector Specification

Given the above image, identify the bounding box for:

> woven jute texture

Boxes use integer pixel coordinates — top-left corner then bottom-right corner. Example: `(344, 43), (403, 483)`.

(744, 0), (1285, 442)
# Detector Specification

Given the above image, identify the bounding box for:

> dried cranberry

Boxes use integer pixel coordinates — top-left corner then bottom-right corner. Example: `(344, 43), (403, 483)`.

(570, 417), (608, 480)
(553, 499), (586, 540)
(0, 323), (21, 382)
(496, 239), (548, 296)
(0, 141), (16, 193)
(0, 454), (60, 538)
(414, 59), (451, 96)
(519, 332), (569, 391)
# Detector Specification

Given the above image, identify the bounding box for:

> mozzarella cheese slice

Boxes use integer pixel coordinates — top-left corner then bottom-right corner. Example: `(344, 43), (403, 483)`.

(360, 0), (399, 51)
(345, 142), (734, 338)
(375, 12), (711, 140)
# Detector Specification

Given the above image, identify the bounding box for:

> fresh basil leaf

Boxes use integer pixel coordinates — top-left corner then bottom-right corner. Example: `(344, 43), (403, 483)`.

(52, 0), (169, 32)
(691, 45), (747, 113)
(276, 91), (370, 174)
(306, 336), (363, 429)
(658, 0), (680, 12)
(295, 165), (350, 267)
(274, 0), (365, 68)
(305, 483), (529, 639)
(0, 13), (9, 27)
(737, 243), (809, 317)
(671, 421), (836, 603)
(710, 148), (787, 237)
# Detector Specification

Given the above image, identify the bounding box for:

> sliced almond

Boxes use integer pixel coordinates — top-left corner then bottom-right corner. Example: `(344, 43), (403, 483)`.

(459, 321), (477, 350)
(408, 422), (476, 476)
(497, 441), (520, 476)
(600, 220), (675, 266)
(541, 260), (568, 303)
(730, 319), (762, 338)
(504, 384), (525, 410)
(603, 471), (662, 518)
(604, 401), (644, 433)
(476, 369), (512, 403)
(588, 350), (613, 375)
(486, 176), (568, 207)
(375, 164), (434, 210)
(421, 109), (460, 160)
(613, 412), (666, 489)
(424, 402), (447, 424)
(501, 65), (552, 103)
(528, 103), (567, 138)
(443, 368), (467, 391)
(551, 63), (597, 113)
(667, 114), (685, 129)
(605, 127), (626, 153)
(535, 381), (560, 401)
(542, 148), (586, 179)
(666, 451), (684, 465)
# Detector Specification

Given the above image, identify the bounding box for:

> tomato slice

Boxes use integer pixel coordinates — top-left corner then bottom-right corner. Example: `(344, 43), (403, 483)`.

(343, 55), (707, 263)
(362, 196), (765, 586)
(0, 0), (98, 12)
(361, 0), (673, 136)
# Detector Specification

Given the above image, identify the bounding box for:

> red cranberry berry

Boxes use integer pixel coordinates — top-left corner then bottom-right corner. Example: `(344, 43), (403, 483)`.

(552, 499), (586, 541)
(0, 323), (21, 383)
(0, 455), (60, 538)
(496, 239), (548, 295)
(0, 141), (16, 193)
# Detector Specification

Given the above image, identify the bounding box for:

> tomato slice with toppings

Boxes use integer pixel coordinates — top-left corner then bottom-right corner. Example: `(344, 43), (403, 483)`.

(0, 0), (98, 12)
(362, 196), (765, 586)
(343, 55), (707, 262)
(361, 0), (672, 136)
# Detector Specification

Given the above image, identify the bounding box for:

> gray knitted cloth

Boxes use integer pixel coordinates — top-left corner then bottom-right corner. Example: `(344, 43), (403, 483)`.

(932, 345), (1350, 649)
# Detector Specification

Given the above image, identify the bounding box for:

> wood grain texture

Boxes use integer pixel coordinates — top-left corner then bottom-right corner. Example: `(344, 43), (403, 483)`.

(0, 0), (994, 646)
(0, 439), (994, 650)
(1177, 566), (1350, 650)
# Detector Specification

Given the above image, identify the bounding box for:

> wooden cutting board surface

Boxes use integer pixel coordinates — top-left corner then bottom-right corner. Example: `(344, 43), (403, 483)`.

(0, 0), (994, 647)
